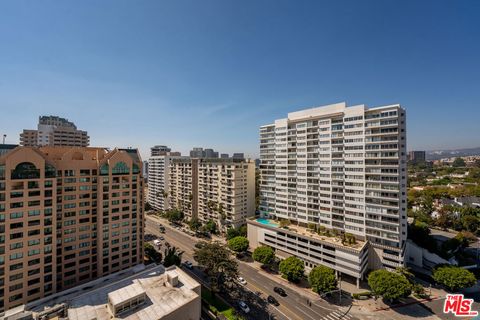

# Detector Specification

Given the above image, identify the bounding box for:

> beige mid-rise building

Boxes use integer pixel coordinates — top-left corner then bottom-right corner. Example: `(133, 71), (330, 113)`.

(20, 116), (89, 147)
(169, 158), (255, 231)
(0, 146), (144, 312)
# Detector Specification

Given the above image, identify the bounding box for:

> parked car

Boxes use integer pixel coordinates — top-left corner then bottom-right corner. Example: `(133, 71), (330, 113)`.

(237, 277), (247, 285)
(184, 261), (193, 269)
(238, 301), (250, 313)
(274, 287), (287, 297)
(267, 295), (280, 306)
(153, 239), (161, 247)
(159, 236), (164, 241)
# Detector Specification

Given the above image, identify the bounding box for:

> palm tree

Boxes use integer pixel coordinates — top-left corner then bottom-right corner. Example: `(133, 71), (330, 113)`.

(163, 246), (184, 267)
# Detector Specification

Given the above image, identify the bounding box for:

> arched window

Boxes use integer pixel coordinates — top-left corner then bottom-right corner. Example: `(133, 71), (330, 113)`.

(112, 162), (130, 175)
(45, 164), (57, 178)
(11, 162), (40, 180)
(100, 164), (109, 176)
(132, 163), (140, 174)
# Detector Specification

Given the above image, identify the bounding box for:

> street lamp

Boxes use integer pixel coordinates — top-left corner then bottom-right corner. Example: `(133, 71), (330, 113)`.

(2, 134), (5, 144)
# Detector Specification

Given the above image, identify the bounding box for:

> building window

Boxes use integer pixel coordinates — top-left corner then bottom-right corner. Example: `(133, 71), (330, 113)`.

(100, 164), (109, 176)
(11, 162), (40, 180)
(112, 162), (130, 175)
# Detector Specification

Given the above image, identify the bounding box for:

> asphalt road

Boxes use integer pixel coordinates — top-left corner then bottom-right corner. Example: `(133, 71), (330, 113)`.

(145, 215), (356, 320)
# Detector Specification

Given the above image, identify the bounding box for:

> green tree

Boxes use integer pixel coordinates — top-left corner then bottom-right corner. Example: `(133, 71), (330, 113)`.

(433, 266), (477, 291)
(188, 217), (202, 231)
(144, 243), (162, 263)
(203, 219), (218, 234)
(279, 256), (304, 282)
(395, 266), (415, 284)
(228, 236), (249, 253)
(145, 201), (152, 211)
(408, 221), (437, 253)
(368, 270), (412, 301)
(452, 157), (466, 168)
(226, 227), (240, 240)
(163, 246), (183, 267)
(252, 246), (275, 266)
(308, 265), (337, 294)
(193, 241), (238, 295)
(166, 209), (184, 223)
(238, 225), (247, 237)
(461, 215), (480, 233)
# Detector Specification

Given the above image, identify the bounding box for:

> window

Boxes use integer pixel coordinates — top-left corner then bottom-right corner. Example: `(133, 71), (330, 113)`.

(11, 162), (40, 179)
(10, 252), (23, 260)
(112, 162), (130, 175)
(100, 164), (109, 176)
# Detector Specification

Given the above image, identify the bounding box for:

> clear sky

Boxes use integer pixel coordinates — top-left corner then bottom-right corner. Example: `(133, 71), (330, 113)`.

(1, 0), (479, 160)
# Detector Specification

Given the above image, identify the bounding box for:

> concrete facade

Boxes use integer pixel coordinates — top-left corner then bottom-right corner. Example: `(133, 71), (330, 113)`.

(20, 116), (89, 147)
(169, 158), (256, 231)
(256, 102), (407, 278)
(0, 146), (144, 312)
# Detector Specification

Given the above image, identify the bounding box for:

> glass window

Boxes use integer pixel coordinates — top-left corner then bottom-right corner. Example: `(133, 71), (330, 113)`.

(112, 162), (130, 175)
(11, 162), (40, 179)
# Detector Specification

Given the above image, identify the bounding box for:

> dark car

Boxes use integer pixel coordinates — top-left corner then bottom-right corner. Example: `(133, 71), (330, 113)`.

(274, 287), (287, 297)
(267, 295), (280, 306)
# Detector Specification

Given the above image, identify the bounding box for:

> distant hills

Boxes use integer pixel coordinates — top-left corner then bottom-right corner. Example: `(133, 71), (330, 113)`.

(426, 147), (480, 160)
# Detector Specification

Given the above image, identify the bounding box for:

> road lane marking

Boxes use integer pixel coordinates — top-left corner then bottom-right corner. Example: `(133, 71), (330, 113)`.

(246, 280), (299, 320)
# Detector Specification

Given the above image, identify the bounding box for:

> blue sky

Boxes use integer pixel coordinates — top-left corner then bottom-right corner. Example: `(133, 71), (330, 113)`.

(1, 0), (479, 159)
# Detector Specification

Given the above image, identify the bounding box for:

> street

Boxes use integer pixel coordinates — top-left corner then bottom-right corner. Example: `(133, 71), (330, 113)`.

(145, 215), (356, 320)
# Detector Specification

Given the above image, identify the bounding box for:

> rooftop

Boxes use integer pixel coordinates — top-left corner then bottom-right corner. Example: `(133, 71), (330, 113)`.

(25, 264), (200, 320)
(249, 217), (367, 252)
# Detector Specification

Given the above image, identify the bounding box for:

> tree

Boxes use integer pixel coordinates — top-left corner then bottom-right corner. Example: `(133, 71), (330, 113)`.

(279, 256), (304, 282)
(433, 266), (477, 292)
(193, 241), (238, 295)
(228, 236), (249, 253)
(238, 225), (247, 237)
(166, 209), (184, 224)
(188, 217), (202, 231)
(408, 221), (437, 253)
(308, 265), (337, 294)
(145, 201), (152, 211)
(252, 246), (275, 266)
(279, 219), (290, 228)
(226, 227), (240, 240)
(368, 270), (412, 301)
(144, 243), (162, 263)
(461, 215), (480, 233)
(452, 157), (466, 168)
(163, 246), (183, 267)
(203, 219), (218, 234)
(395, 266), (414, 284)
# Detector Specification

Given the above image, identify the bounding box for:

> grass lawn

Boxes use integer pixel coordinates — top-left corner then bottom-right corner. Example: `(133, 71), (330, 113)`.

(202, 287), (244, 320)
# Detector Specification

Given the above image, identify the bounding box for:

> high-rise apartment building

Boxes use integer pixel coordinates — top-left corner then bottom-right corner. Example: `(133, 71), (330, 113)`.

(189, 147), (219, 158)
(408, 151), (426, 163)
(20, 116), (89, 147)
(0, 146), (144, 312)
(150, 145), (172, 157)
(169, 158), (255, 230)
(147, 150), (188, 212)
(249, 102), (407, 286)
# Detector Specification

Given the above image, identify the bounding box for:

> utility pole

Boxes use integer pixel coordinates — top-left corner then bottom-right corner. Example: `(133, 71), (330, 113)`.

(2, 134), (5, 144)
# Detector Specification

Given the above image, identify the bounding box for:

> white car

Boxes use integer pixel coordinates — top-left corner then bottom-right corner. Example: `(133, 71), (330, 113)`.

(238, 301), (250, 313)
(237, 277), (247, 285)
(153, 239), (161, 247)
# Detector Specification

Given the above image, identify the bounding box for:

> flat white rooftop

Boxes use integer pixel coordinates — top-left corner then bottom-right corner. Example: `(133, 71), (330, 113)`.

(26, 264), (201, 320)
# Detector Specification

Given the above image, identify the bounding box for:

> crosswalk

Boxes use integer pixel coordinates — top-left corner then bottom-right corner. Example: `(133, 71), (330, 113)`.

(320, 310), (354, 320)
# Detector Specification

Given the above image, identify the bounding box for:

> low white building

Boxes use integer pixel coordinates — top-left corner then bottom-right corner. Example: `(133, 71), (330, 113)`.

(12, 264), (201, 320)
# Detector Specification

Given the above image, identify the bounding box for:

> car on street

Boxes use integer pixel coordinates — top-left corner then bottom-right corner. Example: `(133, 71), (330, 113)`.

(238, 301), (250, 313)
(237, 277), (247, 285)
(274, 287), (287, 297)
(267, 295), (280, 306)
(159, 236), (164, 241)
(183, 261), (193, 269)
(153, 239), (161, 247)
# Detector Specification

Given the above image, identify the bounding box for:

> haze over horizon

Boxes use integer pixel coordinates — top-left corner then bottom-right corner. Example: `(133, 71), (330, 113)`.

(1, 1), (479, 160)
